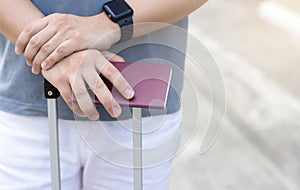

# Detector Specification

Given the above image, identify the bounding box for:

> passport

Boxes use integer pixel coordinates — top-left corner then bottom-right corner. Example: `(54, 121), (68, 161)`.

(94, 62), (172, 110)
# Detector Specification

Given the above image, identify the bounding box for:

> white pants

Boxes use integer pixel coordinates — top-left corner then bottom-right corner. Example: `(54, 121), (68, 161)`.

(0, 110), (181, 190)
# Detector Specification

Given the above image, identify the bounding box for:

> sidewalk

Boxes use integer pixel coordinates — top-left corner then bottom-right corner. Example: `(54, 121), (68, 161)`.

(170, 0), (300, 189)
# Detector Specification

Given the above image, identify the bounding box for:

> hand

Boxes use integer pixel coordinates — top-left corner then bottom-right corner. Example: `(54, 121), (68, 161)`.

(42, 50), (134, 120)
(15, 13), (120, 74)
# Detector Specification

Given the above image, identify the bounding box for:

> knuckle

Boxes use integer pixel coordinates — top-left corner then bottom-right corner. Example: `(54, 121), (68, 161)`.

(60, 89), (75, 107)
(114, 73), (125, 84)
(46, 56), (56, 65)
(56, 46), (67, 56)
(112, 74), (125, 89)
(64, 95), (74, 105)
(56, 13), (68, 21)
(103, 65), (119, 78)
(41, 45), (50, 54)
(99, 92), (113, 105)
(72, 31), (83, 41)
(29, 36), (40, 47)
(74, 88), (86, 98)
(92, 78), (105, 92)
(53, 14), (69, 27)
(47, 71), (65, 85)
(57, 20), (67, 28)
(59, 13), (68, 20)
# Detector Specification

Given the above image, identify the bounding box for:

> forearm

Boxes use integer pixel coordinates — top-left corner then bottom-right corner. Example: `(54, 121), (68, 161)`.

(0, 0), (43, 44)
(131, 0), (206, 23)
(128, 0), (207, 37)
(91, 0), (207, 42)
(14, 0), (207, 73)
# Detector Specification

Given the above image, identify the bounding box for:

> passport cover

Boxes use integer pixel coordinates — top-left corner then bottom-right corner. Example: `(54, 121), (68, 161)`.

(94, 62), (172, 110)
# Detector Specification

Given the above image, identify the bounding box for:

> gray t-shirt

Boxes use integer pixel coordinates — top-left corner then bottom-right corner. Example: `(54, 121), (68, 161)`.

(0, 0), (187, 120)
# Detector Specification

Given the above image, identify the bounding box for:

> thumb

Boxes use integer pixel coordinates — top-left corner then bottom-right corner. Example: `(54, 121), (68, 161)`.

(102, 51), (125, 62)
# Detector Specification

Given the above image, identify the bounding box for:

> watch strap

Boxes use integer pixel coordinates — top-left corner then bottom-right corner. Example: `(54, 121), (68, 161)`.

(118, 17), (133, 42)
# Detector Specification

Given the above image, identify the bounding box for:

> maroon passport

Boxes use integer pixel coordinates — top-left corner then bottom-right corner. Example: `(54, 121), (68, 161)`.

(94, 62), (172, 109)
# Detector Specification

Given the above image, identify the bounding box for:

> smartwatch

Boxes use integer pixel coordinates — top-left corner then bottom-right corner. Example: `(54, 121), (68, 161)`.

(103, 0), (134, 42)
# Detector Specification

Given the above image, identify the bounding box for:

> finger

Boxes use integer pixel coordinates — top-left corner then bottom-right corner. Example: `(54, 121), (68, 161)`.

(83, 70), (121, 118)
(26, 31), (57, 75)
(102, 51), (125, 62)
(42, 69), (85, 117)
(31, 32), (67, 73)
(57, 83), (85, 117)
(70, 77), (99, 120)
(15, 18), (48, 55)
(40, 39), (80, 70)
(97, 60), (134, 100)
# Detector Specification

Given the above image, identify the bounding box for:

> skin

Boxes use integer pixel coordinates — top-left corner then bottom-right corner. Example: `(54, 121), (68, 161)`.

(42, 49), (130, 120)
(0, 0), (207, 120)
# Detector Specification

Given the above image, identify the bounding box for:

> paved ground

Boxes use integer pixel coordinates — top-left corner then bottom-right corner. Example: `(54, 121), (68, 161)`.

(170, 0), (300, 189)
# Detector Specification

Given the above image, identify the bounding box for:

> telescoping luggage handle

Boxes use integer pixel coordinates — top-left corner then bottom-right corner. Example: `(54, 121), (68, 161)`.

(44, 79), (61, 190)
(44, 79), (143, 190)
(44, 61), (172, 190)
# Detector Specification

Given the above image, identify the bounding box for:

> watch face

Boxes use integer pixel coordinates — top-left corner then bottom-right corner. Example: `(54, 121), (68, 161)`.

(109, 0), (129, 15)
(104, 0), (133, 21)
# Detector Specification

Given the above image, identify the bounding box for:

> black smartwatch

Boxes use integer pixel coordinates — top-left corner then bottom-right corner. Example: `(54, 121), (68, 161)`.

(103, 0), (134, 42)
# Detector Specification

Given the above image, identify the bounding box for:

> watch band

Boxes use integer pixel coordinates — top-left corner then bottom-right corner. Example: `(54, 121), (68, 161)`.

(103, 0), (134, 43)
(118, 17), (133, 42)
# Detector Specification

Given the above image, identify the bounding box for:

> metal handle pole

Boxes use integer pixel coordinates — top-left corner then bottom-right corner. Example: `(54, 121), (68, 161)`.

(132, 108), (143, 190)
(47, 99), (61, 190)
(44, 79), (61, 190)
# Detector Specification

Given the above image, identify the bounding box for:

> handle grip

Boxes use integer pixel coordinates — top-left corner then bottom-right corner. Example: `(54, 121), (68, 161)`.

(44, 79), (60, 99)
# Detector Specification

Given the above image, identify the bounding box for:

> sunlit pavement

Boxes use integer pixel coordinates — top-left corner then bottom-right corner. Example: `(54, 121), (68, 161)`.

(170, 0), (300, 189)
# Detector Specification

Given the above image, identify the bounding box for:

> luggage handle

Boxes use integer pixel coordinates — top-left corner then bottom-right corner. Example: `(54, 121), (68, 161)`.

(44, 79), (143, 190)
(44, 79), (60, 99)
(44, 79), (61, 190)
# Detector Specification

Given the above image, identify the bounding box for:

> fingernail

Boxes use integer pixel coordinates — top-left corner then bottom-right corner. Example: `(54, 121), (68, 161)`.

(125, 88), (134, 99)
(31, 67), (37, 74)
(41, 62), (48, 69)
(15, 47), (21, 55)
(27, 61), (32, 66)
(113, 106), (121, 117)
(90, 113), (99, 120)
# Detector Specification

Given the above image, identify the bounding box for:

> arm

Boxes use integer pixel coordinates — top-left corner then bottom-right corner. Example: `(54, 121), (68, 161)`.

(0, 0), (44, 44)
(15, 0), (207, 73)
(0, 0), (135, 120)
(126, 0), (207, 37)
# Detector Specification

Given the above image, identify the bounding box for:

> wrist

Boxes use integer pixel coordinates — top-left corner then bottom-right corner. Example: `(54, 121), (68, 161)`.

(103, 0), (134, 42)
(90, 13), (121, 47)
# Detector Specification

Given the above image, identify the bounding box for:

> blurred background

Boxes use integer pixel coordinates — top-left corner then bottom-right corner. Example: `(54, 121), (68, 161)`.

(170, 0), (300, 189)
